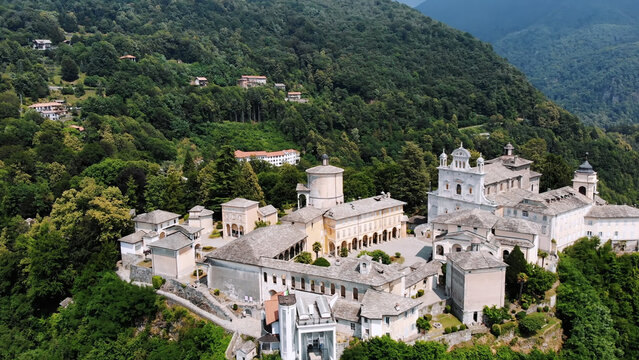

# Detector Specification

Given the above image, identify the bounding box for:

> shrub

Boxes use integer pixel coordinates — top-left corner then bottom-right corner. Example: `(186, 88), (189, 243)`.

(84, 75), (101, 87)
(216, 222), (223, 229)
(202, 246), (214, 251)
(232, 304), (238, 311)
(451, 326), (458, 332)
(192, 269), (204, 276)
(511, 309), (516, 314)
(519, 313), (545, 336)
(459, 324), (467, 330)
(62, 86), (74, 95)
(152, 276), (165, 289)
(510, 337), (518, 346)
(213, 289), (220, 296)
(340, 246), (349, 257)
(537, 307), (542, 312)
(516, 311), (527, 320)
(416, 289), (424, 298)
(491, 324), (501, 336)
(444, 305), (451, 313)
(521, 302), (530, 310)
(484, 305), (510, 326)
(312, 257), (331, 267)
(395, 252), (401, 258)
(444, 327), (452, 334)
(295, 252), (313, 264)
(543, 305), (549, 312)
(424, 314), (432, 321)
(416, 316), (431, 332)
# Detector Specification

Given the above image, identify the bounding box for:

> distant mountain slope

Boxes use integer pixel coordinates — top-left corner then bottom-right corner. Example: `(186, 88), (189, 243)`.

(417, 0), (639, 126)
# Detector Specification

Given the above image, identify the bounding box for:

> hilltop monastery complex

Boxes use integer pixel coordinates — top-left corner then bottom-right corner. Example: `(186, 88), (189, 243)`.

(118, 145), (639, 360)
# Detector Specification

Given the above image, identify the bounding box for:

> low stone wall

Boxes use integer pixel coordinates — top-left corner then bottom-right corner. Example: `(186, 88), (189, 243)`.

(122, 254), (142, 269)
(163, 279), (231, 321)
(430, 329), (472, 349)
(130, 264), (152, 284)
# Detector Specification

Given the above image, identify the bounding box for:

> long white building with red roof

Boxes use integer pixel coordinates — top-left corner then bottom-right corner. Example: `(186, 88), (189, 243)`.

(235, 149), (300, 167)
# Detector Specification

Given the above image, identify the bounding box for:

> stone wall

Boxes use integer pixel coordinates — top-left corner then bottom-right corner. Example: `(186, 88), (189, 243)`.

(121, 254), (142, 269)
(430, 329), (472, 349)
(130, 264), (152, 284)
(163, 279), (231, 321)
(420, 299), (447, 317)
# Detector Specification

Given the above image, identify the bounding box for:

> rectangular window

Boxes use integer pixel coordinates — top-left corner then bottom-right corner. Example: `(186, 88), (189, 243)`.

(457, 226), (462, 231)
(350, 323), (356, 330)
(273, 274), (277, 284)
(598, 232), (603, 237)
(586, 231), (593, 236)
(542, 225), (547, 234)
(385, 316), (390, 325)
(522, 211), (529, 217)
(513, 210), (518, 216)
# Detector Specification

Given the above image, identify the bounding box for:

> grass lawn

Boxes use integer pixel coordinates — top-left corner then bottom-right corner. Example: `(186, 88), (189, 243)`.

(137, 259), (152, 268)
(431, 313), (462, 331)
(540, 316), (561, 335)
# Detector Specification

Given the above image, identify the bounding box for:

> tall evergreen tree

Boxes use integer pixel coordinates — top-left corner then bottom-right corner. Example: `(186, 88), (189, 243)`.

(397, 142), (430, 213)
(199, 146), (239, 213)
(234, 162), (265, 205)
(505, 245), (529, 298)
(60, 56), (79, 82)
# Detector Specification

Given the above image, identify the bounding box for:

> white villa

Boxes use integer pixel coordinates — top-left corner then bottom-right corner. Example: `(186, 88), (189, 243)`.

(32, 39), (52, 50)
(234, 149), (300, 167)
(28, 102), (67, 121)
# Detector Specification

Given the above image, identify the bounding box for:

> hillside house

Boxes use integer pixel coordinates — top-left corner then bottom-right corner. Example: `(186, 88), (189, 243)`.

(32, 39), (52, 50)
(237, 75), (267, 88)
(28, 102), (68, 121)
(190, 77), (208, 87)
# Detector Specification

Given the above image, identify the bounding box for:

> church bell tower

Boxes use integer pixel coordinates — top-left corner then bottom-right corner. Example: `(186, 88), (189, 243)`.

(572, 154), (598, 202)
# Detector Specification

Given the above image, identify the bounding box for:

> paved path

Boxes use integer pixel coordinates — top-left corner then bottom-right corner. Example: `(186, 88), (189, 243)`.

(158, 290), (261, 337)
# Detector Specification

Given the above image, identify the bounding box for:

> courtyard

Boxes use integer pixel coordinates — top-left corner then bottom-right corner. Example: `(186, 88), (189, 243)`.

(345, 236), (433, 265)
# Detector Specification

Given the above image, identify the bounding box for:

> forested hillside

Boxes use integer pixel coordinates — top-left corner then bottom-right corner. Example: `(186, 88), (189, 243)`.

(0, 0), (638, 358)
(417, 0), (639, 127)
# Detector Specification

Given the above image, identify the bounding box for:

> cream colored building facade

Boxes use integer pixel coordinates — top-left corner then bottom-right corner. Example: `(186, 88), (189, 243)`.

(446, 251), (506, 324)
(149, 232), (195, 279)
(221, 198), (278, 238)
(291, 155), (407, 258)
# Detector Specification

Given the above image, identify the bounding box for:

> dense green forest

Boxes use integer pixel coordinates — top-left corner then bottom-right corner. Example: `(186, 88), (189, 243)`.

(0, 0), (638, 358)
(557, 237), (639, 359)
(417, 0), (639, 127)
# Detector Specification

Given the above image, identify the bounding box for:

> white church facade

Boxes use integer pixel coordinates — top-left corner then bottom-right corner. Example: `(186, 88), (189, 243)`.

(428, 144), (639, 257)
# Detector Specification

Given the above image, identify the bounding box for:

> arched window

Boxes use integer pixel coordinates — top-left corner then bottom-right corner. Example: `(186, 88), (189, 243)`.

(341, 285), (346, 298)
(331, 283), (335, 295)
(301, 278), (306, 290)
(469, 187), (473, 194)
(291, 276), (296, 289)
(263, 272), (268, 282)
(320, 282), (325, 293)
(579, 186), (586, 196)
(436, 245), (444, 256)
(456, 184), (462, 195)
(446, 183), (449, 190)
(311, 280), (315, 292)
(282, 275), (286, 286)
(353, 288), (359, 301)
(503, 250), (510, 259)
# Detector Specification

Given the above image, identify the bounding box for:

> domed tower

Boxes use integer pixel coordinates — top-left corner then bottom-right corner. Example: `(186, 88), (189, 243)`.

(439, 149), (448, 168)
(477, 153), (485, 174)
(303, 154), (344, 209)
(572, 154), (598, 202)
(450, 143), (471, 170)
(504, 143), (515, 157)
